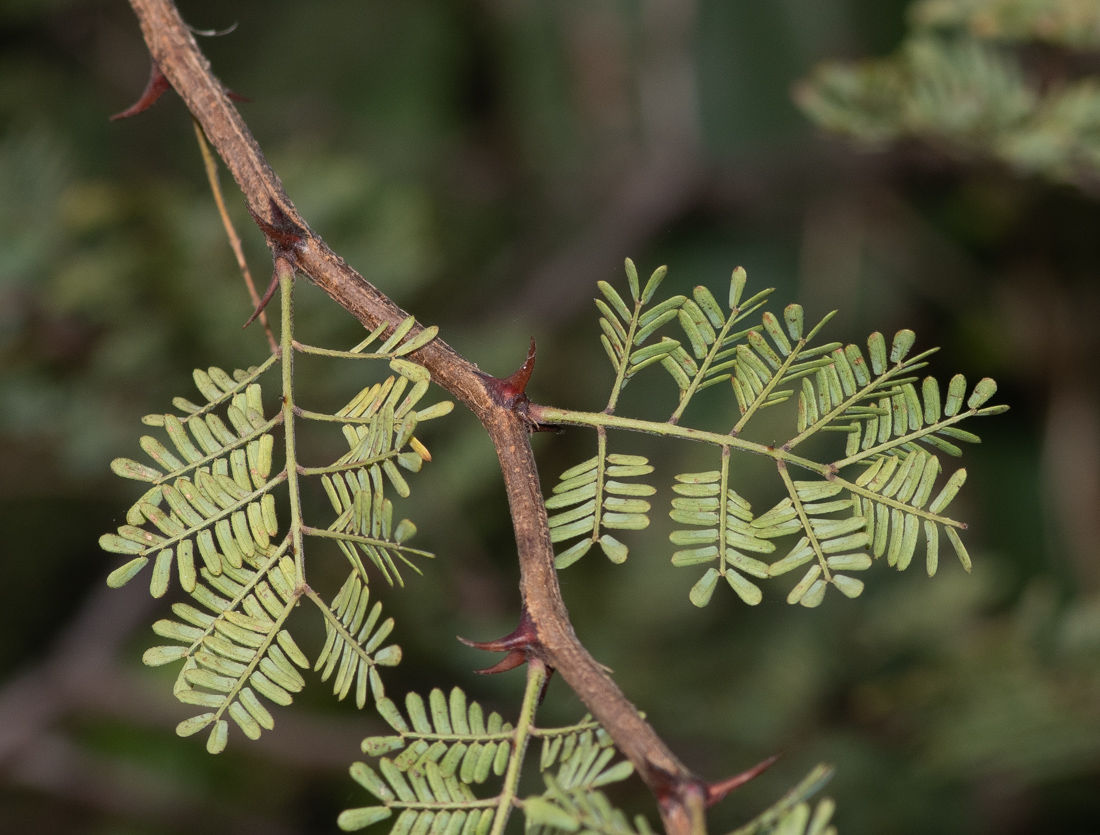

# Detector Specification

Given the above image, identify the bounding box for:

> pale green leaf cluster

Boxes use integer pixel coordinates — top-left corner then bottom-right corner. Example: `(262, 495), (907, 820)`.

(148, 549), (307, 753)
(339, 683), (639, 835)
(525, 785), (656, 835)
(596, 259), (682, 410)
(548, 448), (655, 568)
(101, 359), (283, 596)
(101, 279), (452, 753)
(547, 261), (1005, 609)
(313, 356), (451, 587)
(314, 573), (402, 708)
(796, 1), (1100, 187)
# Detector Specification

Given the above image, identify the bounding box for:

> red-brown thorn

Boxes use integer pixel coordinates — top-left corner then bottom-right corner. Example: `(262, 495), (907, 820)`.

(110, 56), (250, 122)
(458, 606), (540, 675)
(482, 338), (536, 410)
(110, 58), (172, 120)
(704, 754), (781, 808)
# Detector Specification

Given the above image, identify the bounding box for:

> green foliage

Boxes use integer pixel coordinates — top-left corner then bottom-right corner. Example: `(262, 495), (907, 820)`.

(545, 261), (1004, 610)
(796, 0), (1100, 187)
(341, 678), (839, 835)
(338, 674), (644, 835)
(99, 278), (452, 753)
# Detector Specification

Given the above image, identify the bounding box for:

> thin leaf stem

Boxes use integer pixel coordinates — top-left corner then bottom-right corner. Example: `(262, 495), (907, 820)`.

(592, 428), (608, 543)
(530, 718), (603, 738)
(304, 587), (379, 670)
(280, 268), (307, 578)
(606, 301), (644, 413)
(530, 405), (826, 474)
(731, 341), (805, 435)
(718, 446), (731, 578)
(831, 409), (977, 469)
(296, 408), (389, 425)
(293, 340), (396, 360)
(838, 476), (966, 529)
(297, 449), (403, 476)
(671, 313), (740, 424)
(489, 659), (547, 835)
(302, 526), (435, 558)
(776, 460), (831, 582)
(192, 117), (277, 352)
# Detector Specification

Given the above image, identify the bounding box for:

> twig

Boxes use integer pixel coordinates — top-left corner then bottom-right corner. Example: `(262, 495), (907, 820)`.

(121, 2), (711, 832)
(191, 116), (277, 351)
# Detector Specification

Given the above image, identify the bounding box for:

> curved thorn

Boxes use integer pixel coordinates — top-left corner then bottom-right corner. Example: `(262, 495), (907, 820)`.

(110, 59), (171, 121)
(458, 607), (537, 653)
(244, 266), (282, 329)
(458, 607), (541, 675)
(473, 649), (526, 675)
(506, 337), (537, 395)
(705, 754), (781, 808)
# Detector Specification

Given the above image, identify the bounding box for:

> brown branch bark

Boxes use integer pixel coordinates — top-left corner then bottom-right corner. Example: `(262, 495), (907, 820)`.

(123, 2), (708, 832)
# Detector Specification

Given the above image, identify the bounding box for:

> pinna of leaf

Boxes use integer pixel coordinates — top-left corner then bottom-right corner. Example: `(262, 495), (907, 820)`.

(99, 269), (452, 754)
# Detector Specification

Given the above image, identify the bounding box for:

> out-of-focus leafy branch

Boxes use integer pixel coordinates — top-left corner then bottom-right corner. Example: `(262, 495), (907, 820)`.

(796, 0), (1100, 192)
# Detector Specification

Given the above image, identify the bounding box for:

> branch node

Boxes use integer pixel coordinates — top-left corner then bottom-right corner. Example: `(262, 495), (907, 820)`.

(248, 198), (306, 257)
(243, 200), (306, 328)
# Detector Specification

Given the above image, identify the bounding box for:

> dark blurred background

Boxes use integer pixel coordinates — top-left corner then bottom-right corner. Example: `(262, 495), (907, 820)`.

(2, 1), (1099, 833)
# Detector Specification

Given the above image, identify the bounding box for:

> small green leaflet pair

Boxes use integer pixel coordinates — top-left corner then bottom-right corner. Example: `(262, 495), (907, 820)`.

(546, 259), (1005, 609)
(99, 274), (452, 753)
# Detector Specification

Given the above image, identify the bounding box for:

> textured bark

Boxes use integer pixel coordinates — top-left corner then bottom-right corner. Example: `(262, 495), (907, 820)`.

(123, 2), (708, 832)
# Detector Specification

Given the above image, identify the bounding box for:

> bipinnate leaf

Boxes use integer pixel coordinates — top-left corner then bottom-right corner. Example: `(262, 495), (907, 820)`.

(574, 262), (1006, 609)
(103, 279), (441, 771)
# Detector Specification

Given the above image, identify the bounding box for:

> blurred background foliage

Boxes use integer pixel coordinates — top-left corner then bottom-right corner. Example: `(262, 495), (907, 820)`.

(1, 0), (1099, 833)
